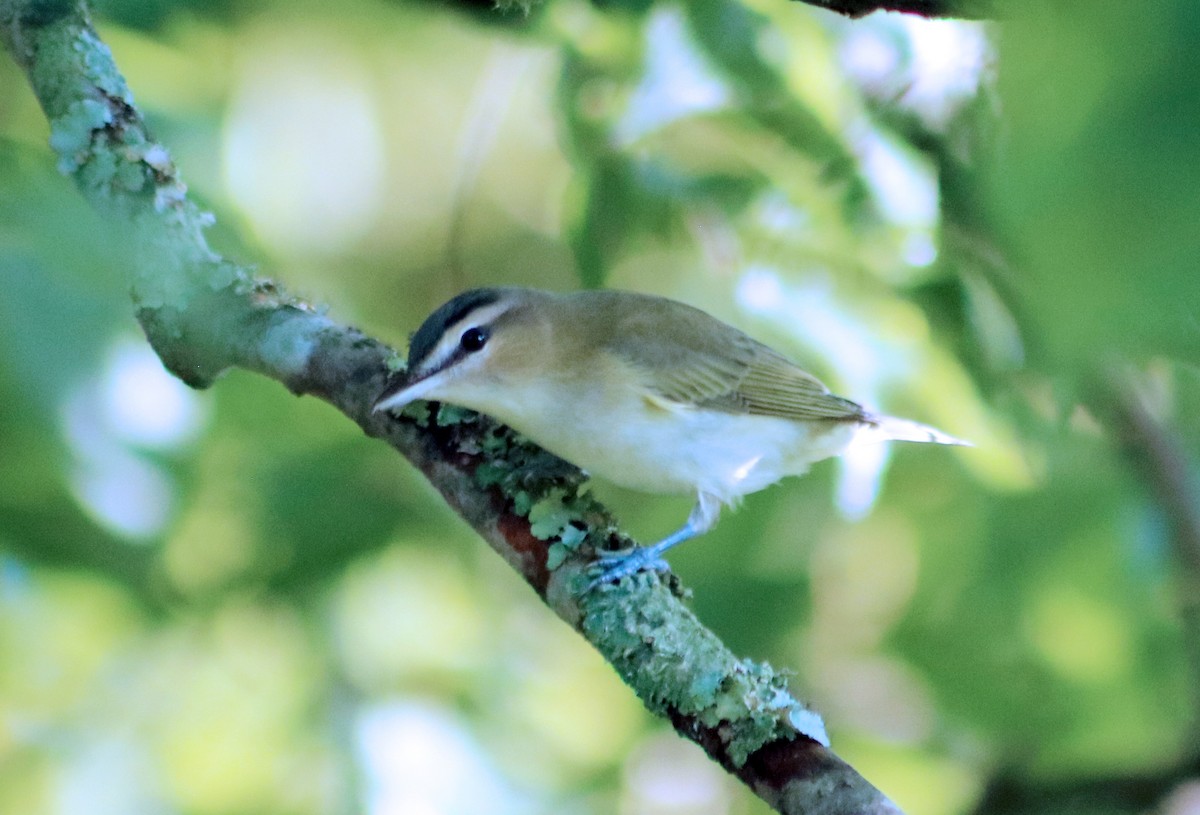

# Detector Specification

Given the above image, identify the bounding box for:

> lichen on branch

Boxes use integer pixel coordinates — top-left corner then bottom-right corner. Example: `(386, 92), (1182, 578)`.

(0, 2), (904, 812)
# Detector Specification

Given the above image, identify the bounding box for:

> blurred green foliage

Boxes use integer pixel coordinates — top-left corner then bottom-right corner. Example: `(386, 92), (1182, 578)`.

(1, 0), (1198, 814)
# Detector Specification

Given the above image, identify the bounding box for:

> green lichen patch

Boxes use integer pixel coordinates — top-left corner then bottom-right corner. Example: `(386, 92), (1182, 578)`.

(399, 400), (432, 427)
(545, 541), (571, 571)
(47, 96), (109, 172)
(582, 585), (827, 767)
(528, 487), (593, 542)
(382, 353), (406, 375)
(415, 403), (608, 572)
(468, 424), (586, 501)
(436, 403), (477, 427)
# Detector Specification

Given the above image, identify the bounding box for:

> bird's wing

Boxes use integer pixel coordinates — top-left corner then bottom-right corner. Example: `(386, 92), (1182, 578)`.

(605, 300), (867, 423)
(732, 346), (868, 421)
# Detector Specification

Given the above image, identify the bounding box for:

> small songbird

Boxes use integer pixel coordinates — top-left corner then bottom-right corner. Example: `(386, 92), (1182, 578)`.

(374, 287), (966, 586)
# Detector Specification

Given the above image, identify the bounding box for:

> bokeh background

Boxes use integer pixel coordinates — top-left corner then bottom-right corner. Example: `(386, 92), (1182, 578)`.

(1, 0), (1198, 813)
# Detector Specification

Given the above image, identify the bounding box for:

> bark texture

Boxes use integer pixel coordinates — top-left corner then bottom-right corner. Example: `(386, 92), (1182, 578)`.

(0, 2), (905, 812)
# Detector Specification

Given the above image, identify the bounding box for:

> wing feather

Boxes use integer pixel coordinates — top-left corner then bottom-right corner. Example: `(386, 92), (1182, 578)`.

(600, 296), (867, 423)
(733, 347), (867, 420)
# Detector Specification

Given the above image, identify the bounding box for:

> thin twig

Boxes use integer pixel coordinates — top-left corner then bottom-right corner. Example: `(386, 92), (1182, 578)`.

(796, 0), (995, 19)
(1091, 369), (1200, 748)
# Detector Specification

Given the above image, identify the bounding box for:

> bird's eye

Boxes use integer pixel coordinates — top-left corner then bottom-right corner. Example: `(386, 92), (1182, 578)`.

(460, 327), (488, 353)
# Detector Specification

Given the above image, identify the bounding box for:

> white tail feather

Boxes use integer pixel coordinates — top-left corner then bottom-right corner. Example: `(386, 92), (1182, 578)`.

(858, 415), (972, 447)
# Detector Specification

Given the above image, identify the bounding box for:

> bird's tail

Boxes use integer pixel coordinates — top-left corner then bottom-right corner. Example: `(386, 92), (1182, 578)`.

(859, 415), (972, 447)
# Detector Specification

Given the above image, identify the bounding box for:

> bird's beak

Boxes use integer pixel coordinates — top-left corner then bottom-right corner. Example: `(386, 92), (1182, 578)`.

(372, 371), (443, 414)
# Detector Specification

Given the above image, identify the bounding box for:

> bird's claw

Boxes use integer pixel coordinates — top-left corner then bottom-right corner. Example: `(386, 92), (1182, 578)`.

(585, 547), (670, 590)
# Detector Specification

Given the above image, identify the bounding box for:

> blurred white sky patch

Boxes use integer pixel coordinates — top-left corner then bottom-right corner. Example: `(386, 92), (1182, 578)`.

(753, 190), (812, 238)
(53, 735), (163, 815)
(838, 16), (990, 274)
(737, 267), (888, 395)
(617, 5), (729, 145)
(901, 17), (990, 126)
(839, 23), (900, 85)
(856, 128), (937, 226)
(738, 268), (1015, 493)
(901, 231), (938, 268)
(357, 701), (525, 815)
(836, 439), (890, 521)
(620, 732), (732, 815)
(736, 269), (907, 518)
(1162, 781), (1200, 815)
(223, 29), (385, 256)
(61, 337), (208, 541)
(852, 127), (939, 269)
(102, 340), (207, 449)
(67, 452), (173, 542)
(840, 16), (990, 129)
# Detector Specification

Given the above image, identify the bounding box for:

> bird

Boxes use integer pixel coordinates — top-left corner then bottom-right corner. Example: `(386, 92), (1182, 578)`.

(374, 286), (967, 587)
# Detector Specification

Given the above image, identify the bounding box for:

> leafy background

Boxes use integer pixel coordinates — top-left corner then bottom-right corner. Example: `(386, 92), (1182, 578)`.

(1, 0), (1197, 813)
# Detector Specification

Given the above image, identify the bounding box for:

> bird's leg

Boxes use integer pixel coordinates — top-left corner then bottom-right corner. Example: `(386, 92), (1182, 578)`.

(587, 493), (722, 588)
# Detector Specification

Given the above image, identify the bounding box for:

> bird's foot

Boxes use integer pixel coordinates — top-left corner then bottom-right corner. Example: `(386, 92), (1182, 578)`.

(586, 547), (671, 590)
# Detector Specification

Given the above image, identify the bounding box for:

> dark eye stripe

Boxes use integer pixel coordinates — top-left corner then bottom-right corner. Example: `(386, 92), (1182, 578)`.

(407, 288), (501, 371)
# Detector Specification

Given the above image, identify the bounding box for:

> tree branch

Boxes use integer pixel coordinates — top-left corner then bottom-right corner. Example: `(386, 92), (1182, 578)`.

(497, 0), (996, 20)
(1098, 377), (1200, 579)
(792, 0), (995, 19)
(1090, 371), (1200, 747)
(0, 2), (903, 812)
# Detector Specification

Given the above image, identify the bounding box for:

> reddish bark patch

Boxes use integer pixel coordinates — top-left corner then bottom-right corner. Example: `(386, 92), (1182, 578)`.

(497, 512), (550, 593)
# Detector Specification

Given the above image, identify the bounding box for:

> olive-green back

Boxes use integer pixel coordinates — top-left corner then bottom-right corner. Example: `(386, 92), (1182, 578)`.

(569, 291), (867, 423)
